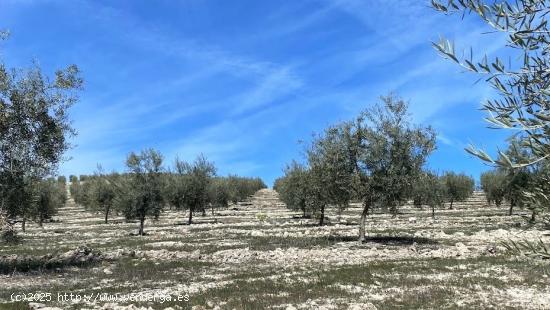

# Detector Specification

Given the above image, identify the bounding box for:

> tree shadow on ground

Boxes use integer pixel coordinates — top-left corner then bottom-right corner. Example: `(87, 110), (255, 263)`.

(366, 235), (438, 245)
(175, 220), (219, 226)
(0, 247), (102, 274)
(325, 235), (438, 245)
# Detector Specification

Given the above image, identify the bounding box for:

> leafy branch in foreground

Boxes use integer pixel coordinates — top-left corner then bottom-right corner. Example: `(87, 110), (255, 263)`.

(432, 0), (550, 168)
(432, 0), (550, 220)
(501, 238), (550, 260)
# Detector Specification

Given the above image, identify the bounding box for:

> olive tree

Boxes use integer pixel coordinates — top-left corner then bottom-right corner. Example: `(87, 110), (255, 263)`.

(306, 123), (355, 225)
(208, 177), (231, 214)
(71, 178), (93, 208)
(226, 175), (266, 204)
(303, 163), (330, 226)
(163, 172), (185, 211)
(275, 161), (310, 218)
(0, 32), (82, 237)
(480, 170), (507, 207)
(57, 176), (67, 184)
(441, 172), (475, 209)
(30, 179), (65, 227)
(353, 95), (436, 242)
(90, 173), (116, 224)
(174, 155), (216, 224)
(502, 138), (534, 215)
(1, 178), (34, 233)
(276, 95), (435, 238)
(112, 174), (136, 222)
(413, 171), (446, 218)
(125, 149), (164, 236)
(523, 160), (550, 222)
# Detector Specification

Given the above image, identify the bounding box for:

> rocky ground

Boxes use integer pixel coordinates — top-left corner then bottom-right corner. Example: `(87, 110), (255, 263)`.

(0, 189), (549, 309)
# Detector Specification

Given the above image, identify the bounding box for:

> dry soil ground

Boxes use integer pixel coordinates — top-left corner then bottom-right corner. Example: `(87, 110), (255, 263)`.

(0, 189), (549, 310)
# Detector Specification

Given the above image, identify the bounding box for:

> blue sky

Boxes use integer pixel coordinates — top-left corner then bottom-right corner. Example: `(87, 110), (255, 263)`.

(0, 0), (512, 186)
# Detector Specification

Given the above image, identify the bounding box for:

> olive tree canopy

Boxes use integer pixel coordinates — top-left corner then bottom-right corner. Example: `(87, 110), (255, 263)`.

(0, 31), (82, 233)
(354, 95), (436, 241)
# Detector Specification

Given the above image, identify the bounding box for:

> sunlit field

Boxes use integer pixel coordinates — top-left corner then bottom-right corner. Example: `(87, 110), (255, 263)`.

(1, 189), (548, 309)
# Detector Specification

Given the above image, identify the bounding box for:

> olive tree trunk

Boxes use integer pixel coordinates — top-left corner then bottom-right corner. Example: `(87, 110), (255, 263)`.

(318, 204), (325, 226)
(138, 216), (145, 236)
(358, 201), (370, 243)
(508, 199), (515, 216)
(104, 205), (110, 224)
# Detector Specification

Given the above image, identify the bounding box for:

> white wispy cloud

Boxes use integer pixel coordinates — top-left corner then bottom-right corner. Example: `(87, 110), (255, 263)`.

(29, 0), (512, 182)
(231, 66), (303, 116)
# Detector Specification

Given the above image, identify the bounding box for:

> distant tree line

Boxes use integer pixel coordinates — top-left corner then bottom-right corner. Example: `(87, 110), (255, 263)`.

(412, 171), (474, 215)
(0, 28), (267, 241)
(70, 150), (266, 235)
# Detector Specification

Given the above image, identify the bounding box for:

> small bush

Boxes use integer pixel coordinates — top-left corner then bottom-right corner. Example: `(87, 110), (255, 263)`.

(256, 213), (268, 222)
(1, 228), (21, 245)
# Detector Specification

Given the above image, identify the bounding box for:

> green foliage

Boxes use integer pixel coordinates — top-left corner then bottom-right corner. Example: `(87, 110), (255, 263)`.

(256, 213), (268, 222)
(480, 170), (507, 207)
(501, 239), (550, 260)
(350, 94), (436, 241)
(502, 139), (533, 214)
(173, 154), (216, 224)
(156, 154), (221, 224)
(71, 178), (93, 208)
(354, 95), (436, 215)
(307, 123), (356, 225)
(441, 172), (474, 209)
(69, 153), (265, 231)
(89, 170), (117, 224)
(523, 160), (550, 222)
(124, 149), (165, 235)
(227, 175), (266, 204)
(71, 173), (120, 222)
(1, 227), (20, 244)
(1, 177), (65, 242)
(278, 94), (436, 239)
(412, 171), (446, 218)
(208, 177), (231, 212)
(274, 161), (310, 217)
(0, 177), (35, 230)
(432, 0), (550, 216)
(0, 64), (82, 180)
(29, 179), (65, 227)
(111, 174), (136, 221)
(0, 34), (82, 234)
(163, 156), (264, 223)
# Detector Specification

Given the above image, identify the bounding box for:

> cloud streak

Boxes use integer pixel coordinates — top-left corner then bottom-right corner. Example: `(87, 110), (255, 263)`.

(0, 0), (512, 184)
